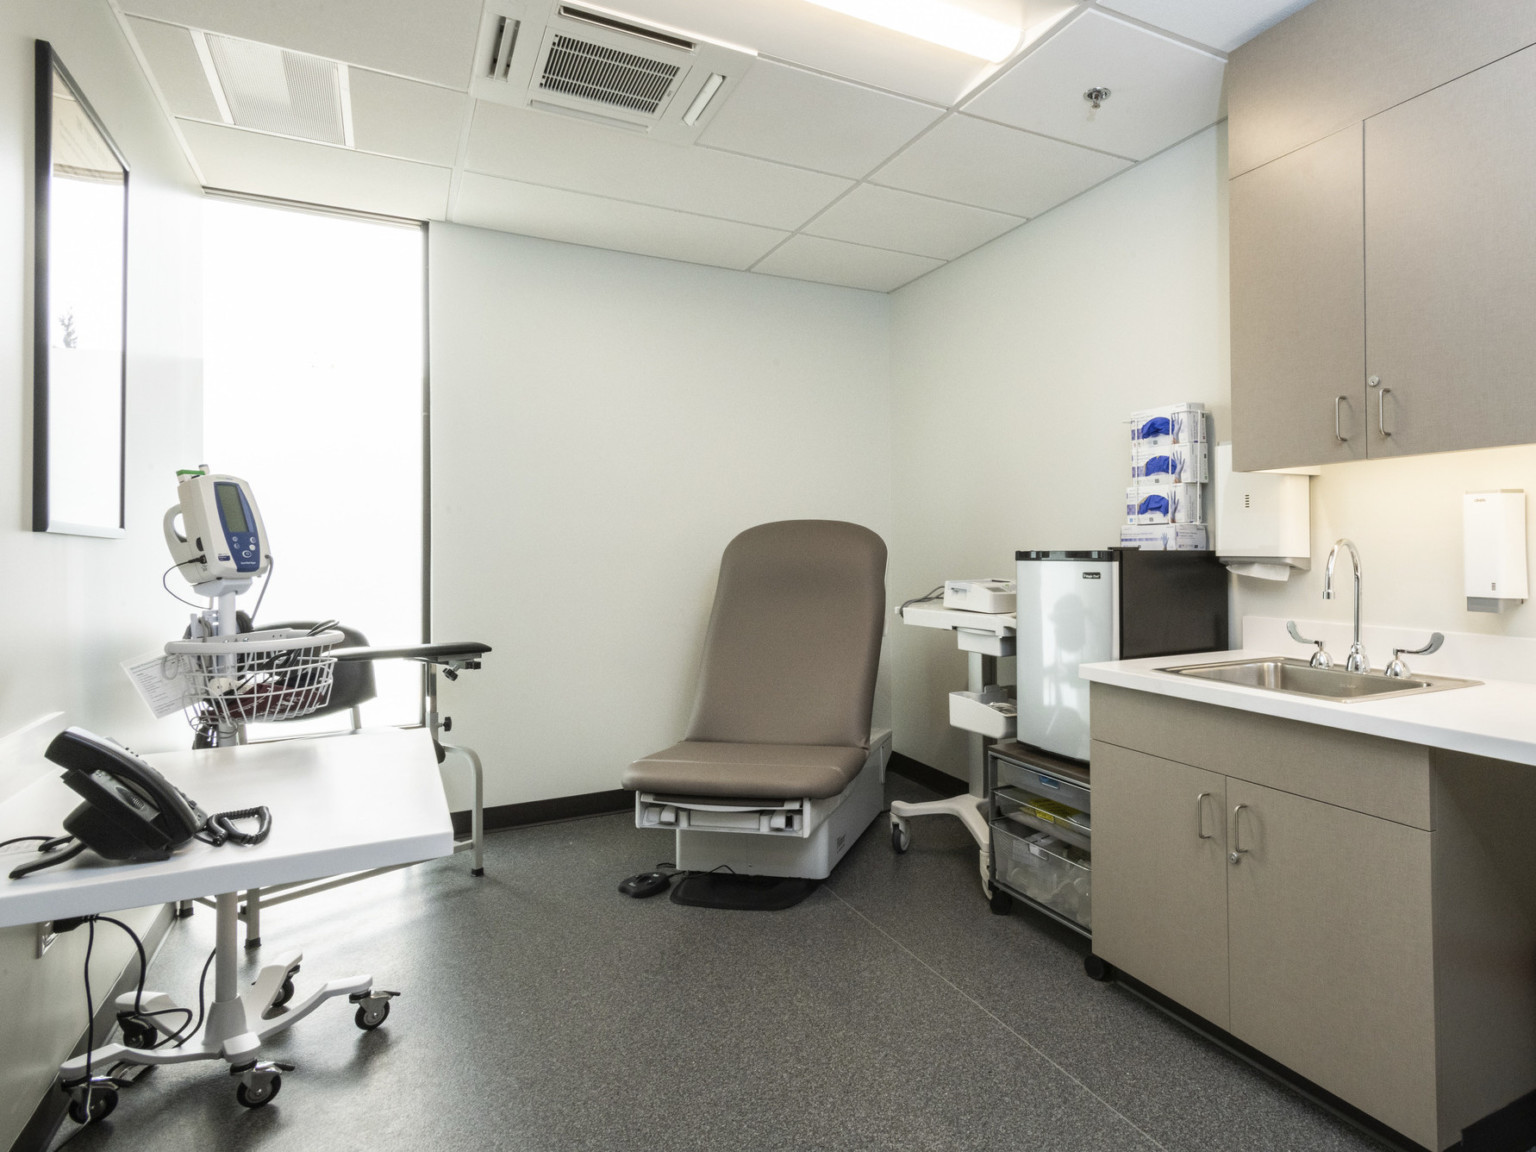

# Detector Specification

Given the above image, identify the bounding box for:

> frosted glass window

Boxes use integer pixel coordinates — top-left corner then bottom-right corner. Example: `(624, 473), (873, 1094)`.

(202, 198), (425, 733)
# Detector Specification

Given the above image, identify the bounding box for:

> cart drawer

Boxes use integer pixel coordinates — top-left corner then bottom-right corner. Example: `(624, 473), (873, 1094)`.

(995, 757), (1091, 814)
(991, 820), (1092, 929)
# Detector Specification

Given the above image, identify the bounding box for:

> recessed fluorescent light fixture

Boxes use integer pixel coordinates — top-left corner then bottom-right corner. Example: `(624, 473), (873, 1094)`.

(804, 0), (1022, 61)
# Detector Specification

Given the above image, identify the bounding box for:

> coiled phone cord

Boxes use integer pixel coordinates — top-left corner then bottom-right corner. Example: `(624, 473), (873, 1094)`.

(196, 807), (272, 847)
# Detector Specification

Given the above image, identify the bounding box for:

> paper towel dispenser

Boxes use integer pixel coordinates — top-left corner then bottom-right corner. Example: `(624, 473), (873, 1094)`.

(1214, 443), (1310, 580)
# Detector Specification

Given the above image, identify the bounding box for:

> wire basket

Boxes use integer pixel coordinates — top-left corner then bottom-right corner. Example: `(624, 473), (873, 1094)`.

(164, 628), (345, 732)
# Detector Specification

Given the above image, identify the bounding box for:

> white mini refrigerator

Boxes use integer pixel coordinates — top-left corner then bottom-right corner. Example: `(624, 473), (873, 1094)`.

(1014, 549), (1229, 763)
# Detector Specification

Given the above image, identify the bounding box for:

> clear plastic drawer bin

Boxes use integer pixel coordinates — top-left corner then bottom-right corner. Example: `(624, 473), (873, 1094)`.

(991, 820), (1091, 929)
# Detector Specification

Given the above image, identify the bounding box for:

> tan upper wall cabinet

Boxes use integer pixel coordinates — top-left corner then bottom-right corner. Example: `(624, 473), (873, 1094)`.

(1228, 0), (1536, 469)
(1364, 45), (1536, 457)
(1228, 0), (1536, 178)
(1230, 124), (1365, 471)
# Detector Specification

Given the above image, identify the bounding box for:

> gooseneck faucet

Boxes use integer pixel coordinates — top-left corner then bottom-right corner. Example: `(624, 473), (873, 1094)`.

(1323, 538), (1369, 673)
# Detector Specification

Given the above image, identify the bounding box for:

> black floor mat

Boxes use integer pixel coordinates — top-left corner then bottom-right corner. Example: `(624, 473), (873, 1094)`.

(669, 872), (819, 910)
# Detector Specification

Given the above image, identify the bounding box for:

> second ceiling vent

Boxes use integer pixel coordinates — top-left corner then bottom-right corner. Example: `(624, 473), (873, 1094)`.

(471, 1), (755, 144)
(193, 31), (353, 147)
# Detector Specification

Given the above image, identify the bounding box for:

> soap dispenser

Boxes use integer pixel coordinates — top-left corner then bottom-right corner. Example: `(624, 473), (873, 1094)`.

(1464, 491), (1528, 612)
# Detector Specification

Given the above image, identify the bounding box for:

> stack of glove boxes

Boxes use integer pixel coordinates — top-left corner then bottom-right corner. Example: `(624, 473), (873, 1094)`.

(1122, 403), (1209, 550)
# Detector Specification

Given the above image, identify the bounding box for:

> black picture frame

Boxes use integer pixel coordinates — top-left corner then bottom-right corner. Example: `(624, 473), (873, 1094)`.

(32, 39), (130, 537)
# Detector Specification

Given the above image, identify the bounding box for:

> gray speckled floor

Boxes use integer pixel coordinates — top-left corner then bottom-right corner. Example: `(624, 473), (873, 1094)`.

(51, 775), (1392, 1152)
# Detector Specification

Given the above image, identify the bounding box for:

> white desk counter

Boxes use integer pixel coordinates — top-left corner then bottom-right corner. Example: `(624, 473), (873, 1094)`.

(0, 728), (453, 929)
(1081, 650), (1536, 768)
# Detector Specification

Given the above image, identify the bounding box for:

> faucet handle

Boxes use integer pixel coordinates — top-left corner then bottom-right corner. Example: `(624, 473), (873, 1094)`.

(1286, 621), (1334, 668)
(1385, 633), (1444, 679)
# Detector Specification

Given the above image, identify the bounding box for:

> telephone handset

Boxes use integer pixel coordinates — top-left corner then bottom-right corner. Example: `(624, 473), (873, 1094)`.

(7, 728), (270, 881)
(53, 728), (207, 861)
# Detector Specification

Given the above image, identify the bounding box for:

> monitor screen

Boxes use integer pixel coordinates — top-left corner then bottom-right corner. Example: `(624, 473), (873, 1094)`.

(215, 482), (249, 535)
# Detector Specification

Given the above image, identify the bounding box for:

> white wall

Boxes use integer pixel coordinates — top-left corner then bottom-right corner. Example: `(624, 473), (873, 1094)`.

(1238, 445), (1536, 641)
(0, 2), (203, 1143)
(430, 223), (893, 807)
(888, 126), (1231, 779)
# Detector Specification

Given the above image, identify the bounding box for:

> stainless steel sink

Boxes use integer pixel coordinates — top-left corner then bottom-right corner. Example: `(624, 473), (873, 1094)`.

(1158, 657), (1479, 703)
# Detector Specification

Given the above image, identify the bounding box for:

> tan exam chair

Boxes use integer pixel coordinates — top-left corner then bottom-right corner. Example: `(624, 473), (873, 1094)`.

(623, 520), (891, 882)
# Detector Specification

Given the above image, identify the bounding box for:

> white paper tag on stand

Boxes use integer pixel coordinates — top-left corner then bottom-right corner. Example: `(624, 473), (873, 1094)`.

(122, 653), (189, 719)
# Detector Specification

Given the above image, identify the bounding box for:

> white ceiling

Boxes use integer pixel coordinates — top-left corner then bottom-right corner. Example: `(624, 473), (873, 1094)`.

(114, 0), (1316, 292)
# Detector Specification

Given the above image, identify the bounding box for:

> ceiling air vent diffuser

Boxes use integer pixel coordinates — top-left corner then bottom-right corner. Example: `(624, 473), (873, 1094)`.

(540, 34), (680, 113)
(470, 0), (754, 144)
(193, 31), (353, 147)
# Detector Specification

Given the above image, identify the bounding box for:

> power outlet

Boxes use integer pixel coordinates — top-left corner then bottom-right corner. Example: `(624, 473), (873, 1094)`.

(36, 921), (55, 958)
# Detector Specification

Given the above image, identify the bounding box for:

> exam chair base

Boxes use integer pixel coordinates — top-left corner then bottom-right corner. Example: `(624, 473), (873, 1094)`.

(57, 892), (394, 1116)
(639, 730), (891, 881)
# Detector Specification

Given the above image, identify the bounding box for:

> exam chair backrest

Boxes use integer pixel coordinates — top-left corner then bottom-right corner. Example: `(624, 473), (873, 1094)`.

(684, 520), (886, 750)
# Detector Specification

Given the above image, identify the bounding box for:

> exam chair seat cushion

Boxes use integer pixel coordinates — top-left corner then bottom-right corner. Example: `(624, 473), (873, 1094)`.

(623, 741), (867, 800)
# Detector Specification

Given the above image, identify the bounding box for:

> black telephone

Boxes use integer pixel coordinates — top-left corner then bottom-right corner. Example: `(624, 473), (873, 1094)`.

(53, 728), (208, 862)
(7, 728), (270, 880)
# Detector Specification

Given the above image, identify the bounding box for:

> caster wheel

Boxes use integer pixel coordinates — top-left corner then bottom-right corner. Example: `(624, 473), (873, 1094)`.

(67, 1086), (118, 1124)
(236, 1076), (281, 1108)
(1084, 953), (1115, 983)
(988, 888), (1013, 916)
(272, 976), (296, 1009)
(355, 1000), (390, 1030)
(890, 822), (910, 854)
(120, 1019), (158, 1050)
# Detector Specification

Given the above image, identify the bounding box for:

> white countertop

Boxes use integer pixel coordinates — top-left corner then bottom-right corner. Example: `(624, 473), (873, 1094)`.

(0, 728), (453, 928)
(1081, 650), (1536, 768)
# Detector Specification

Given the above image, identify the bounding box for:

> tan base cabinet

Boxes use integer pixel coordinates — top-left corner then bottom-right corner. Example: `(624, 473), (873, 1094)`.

(1091, 684), (1536, 1151)
(1226, 779), (1436, 1145)
(1092, 744), (1230, 1028)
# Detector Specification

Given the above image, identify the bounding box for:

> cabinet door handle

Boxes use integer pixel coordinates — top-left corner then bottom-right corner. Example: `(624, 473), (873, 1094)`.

(1334, 396), (1348, 442)
(1229, 803), (1250, 864)
(1196, 791), (1213, 840)
(1369, 375), (1392, 438)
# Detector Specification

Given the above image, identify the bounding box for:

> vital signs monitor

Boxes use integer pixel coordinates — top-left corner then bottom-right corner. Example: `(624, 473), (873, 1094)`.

(163, 469), (269, 586)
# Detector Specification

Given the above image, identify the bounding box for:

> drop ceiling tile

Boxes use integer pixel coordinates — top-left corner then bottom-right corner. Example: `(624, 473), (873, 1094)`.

(870, 114), (1130, 217)
(753, 235), (942, 293)
(804, 184), (1022, 260)
(124, 17), (221, 122)
(452, 172), (786, 270)
(963, 11), (1226, 161)
(466, 102), (851, 231)
(349, 69), (468, 167)
(1097, 0), (1317, 53)
(179, 119), (452, 219)
(121, 0), (482, 89)
(698, 60), (942, 179)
